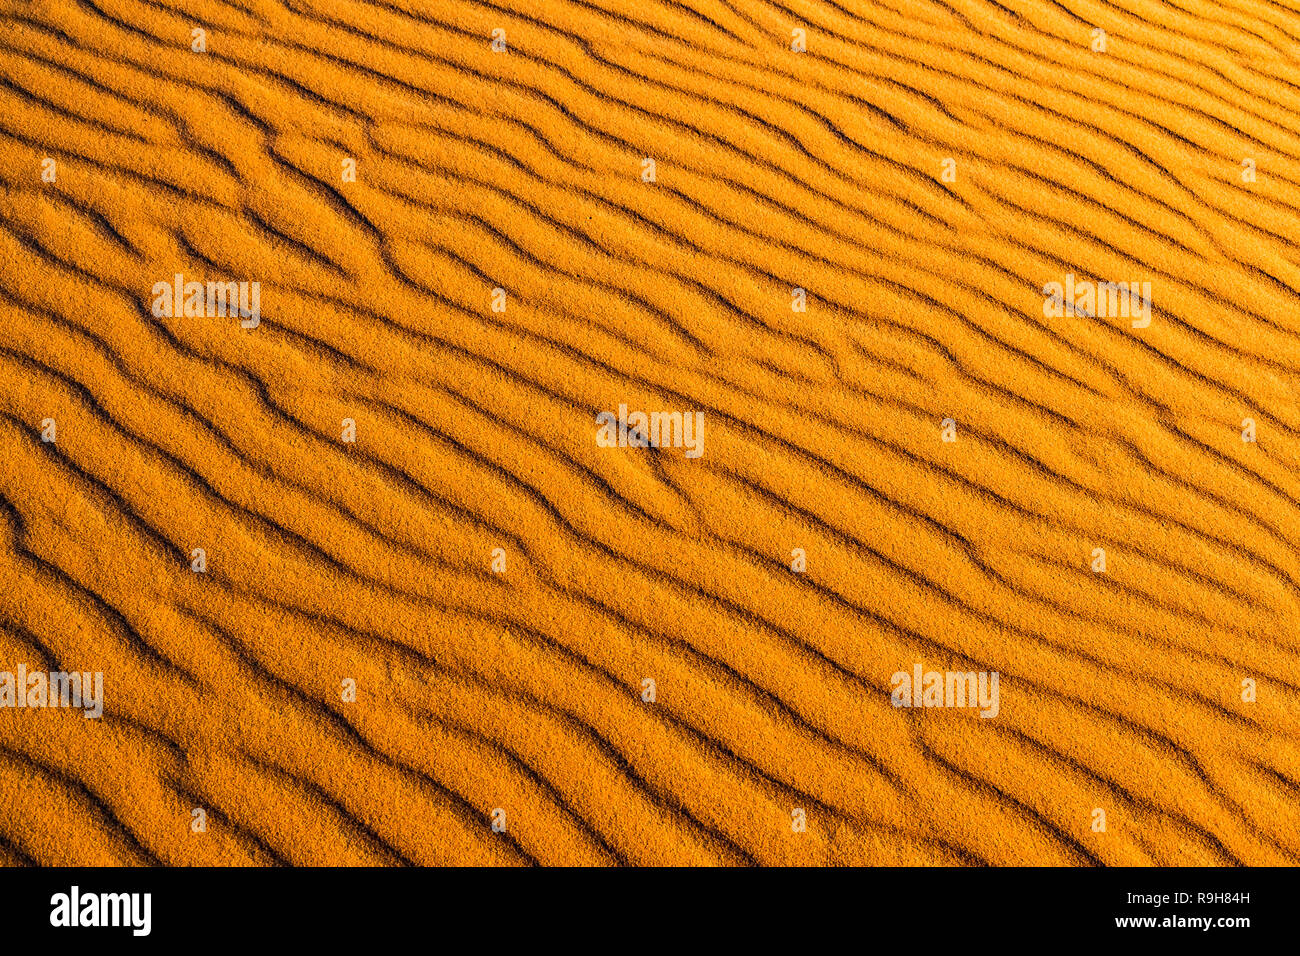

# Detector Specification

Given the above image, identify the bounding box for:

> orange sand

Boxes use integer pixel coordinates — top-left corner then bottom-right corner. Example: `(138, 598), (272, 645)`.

(0, 0), (1297, 865)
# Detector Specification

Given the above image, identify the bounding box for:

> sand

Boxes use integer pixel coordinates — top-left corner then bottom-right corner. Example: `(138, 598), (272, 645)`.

(0, 0), (1297, 866)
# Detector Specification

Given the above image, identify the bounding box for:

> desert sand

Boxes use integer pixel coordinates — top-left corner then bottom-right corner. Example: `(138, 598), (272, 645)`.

(0, 0), (1297, 865)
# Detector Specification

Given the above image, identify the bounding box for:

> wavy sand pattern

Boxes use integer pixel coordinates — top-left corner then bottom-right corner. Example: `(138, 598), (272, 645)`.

(0, 0), (1297, 867)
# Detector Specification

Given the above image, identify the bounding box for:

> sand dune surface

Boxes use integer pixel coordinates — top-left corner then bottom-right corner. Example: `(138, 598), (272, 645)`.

(0, 0), (1297, 866)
